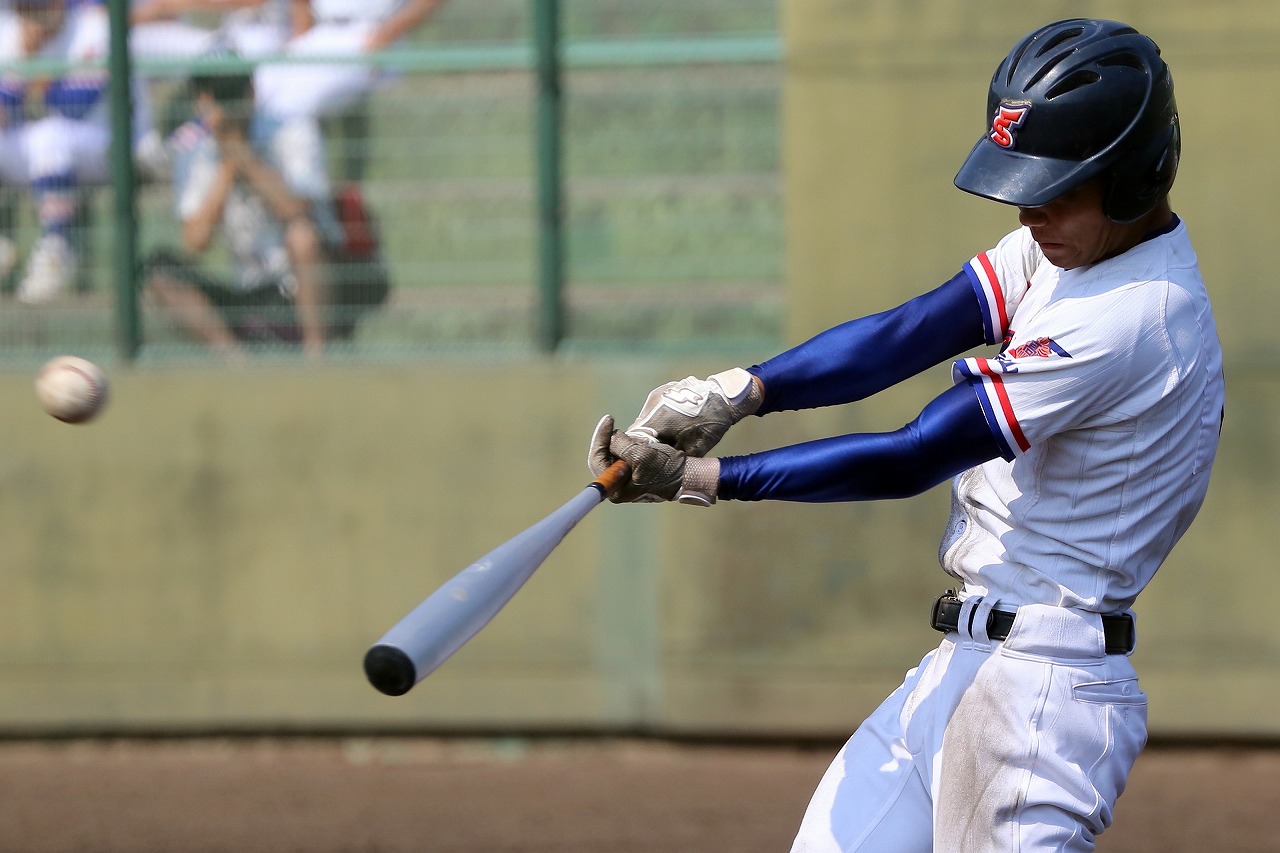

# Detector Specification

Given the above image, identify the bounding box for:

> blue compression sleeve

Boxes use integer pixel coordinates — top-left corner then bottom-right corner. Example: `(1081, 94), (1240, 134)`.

(718, 382), (1005, 503)
(750, 271), (985, 415)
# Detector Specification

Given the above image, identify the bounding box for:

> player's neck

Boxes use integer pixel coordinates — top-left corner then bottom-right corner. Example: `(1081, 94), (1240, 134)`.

(1102, 199), (1174, 263)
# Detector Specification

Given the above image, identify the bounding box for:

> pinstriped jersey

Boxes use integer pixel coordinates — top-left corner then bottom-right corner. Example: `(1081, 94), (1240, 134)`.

(942, 220), (1224, 612)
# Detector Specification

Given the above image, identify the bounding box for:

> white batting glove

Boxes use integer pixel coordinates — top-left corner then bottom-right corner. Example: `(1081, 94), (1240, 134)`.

(588, 415), (721, 506)
(624, 367), (764, 458)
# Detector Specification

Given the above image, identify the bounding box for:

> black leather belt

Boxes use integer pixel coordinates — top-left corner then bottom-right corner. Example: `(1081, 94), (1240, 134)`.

(930, 592), (1135, 655)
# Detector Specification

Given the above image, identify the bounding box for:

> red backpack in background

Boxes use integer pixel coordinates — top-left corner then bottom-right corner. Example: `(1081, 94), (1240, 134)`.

(328, 181), (391, 338)
(335, 181), (380, 260)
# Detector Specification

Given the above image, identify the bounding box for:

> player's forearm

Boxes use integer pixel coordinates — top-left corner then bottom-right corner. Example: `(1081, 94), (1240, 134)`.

(199, 0), (274, 11)
(129, 1), (173, 25)
(717, 383), (1002, 502)
(369, 0), (446, 51)
(132, 0), (264, 21)
(226, 142), (310, 223)
(750, 271), (986, 415)
(289, 0), (313, 37)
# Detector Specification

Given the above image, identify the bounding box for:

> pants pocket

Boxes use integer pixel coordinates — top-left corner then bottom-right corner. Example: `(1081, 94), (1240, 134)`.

(1073, 676), (1146, 706)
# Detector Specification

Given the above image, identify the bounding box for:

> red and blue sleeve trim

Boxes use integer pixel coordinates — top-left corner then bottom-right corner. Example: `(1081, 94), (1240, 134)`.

(963, 252), (1008, 345)
(953, 358), (1028, 458)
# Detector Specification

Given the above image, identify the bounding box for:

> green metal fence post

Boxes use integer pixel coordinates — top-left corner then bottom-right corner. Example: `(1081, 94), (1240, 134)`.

(107, 0), (141, 361)
(532, 0), (564, 352)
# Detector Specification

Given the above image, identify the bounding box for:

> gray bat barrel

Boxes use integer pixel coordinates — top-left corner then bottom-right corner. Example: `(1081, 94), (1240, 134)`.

(364, 484), (607, 696)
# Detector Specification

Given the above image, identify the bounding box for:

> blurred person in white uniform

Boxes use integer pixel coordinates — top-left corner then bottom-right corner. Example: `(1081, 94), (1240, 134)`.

(250, 0), (445, 188)
(252, 0), (447, 122)
(0, 0), (160, 302)
(128, 0), (291, 64)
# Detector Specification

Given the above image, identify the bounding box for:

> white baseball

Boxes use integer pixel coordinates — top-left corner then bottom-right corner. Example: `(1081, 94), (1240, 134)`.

(34, 356), (109, 424)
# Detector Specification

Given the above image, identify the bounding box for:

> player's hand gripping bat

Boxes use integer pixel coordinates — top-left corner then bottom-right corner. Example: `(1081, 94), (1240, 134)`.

(363, 459), (631, 696)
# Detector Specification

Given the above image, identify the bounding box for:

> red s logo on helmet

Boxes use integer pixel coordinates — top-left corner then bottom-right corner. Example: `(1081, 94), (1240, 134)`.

(989, 103), (1030, 149)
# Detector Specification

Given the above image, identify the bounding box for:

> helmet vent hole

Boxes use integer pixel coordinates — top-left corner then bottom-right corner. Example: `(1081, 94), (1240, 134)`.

(1046, 70), (1102, 99)
(1024, 50), (1074, 90)
(1005, 43), (1033, 86)
(1035, 27), (1084, 57)
(1096, 53), (1145, 72)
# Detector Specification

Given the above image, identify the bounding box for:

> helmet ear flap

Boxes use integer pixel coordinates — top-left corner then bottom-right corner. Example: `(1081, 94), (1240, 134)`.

(1103, 118), (1180, 223)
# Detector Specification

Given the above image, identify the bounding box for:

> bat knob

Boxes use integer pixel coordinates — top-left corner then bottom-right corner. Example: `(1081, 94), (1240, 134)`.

(363, 644), (418, 696)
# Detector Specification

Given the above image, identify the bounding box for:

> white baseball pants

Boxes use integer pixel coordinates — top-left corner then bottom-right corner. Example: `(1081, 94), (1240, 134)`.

(252, 22), (382, 122)
(791, 601), (1147, 852)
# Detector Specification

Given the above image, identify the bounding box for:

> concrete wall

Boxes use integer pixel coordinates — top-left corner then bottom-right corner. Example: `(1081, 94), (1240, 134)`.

(2, 353), (1273, 738)
(2, 360), (945, 737)
(0, 1), (1276, 739)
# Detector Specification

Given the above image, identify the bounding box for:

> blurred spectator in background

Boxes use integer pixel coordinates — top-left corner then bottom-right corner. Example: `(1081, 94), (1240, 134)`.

(142, 62), (387, 361)
(0, 0), (165, 303)
(129, 0), (291, 62)
(254, 0), (448, 124)
(252, 0), (446, 187)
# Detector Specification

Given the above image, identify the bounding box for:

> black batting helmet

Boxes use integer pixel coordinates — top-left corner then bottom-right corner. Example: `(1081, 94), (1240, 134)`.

(953, 19), (1180, 223)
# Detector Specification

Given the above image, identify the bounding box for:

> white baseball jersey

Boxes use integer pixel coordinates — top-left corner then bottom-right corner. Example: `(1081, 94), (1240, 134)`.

(943, 219), (1224, 613)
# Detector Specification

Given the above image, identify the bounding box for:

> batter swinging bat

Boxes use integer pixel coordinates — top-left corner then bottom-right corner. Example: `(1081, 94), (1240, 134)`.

(363, 459), (631, 696)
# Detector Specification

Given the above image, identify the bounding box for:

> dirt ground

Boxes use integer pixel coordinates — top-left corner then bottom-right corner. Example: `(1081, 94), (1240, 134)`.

(0, 737), (1276, 852)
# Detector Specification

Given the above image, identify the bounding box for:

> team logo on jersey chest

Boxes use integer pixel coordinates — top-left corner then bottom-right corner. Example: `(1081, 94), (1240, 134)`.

(990, 102), (1030, 149)
(1004, 336), (1071, 360)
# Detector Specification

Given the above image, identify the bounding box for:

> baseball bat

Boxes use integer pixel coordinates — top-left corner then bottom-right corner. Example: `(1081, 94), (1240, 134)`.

(363, 458), (631, 696)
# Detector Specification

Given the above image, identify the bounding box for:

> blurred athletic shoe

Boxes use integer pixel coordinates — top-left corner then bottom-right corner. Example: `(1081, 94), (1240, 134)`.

(17, 233), (76, 304)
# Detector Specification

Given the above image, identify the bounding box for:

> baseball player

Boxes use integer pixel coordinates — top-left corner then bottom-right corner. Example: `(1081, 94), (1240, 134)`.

(251, 0), (448, 123)
(0, 0), (160, 302)
(128, 0), (291, 63)
(245, 0), (446, 192)
(588, 19), (1224, 852)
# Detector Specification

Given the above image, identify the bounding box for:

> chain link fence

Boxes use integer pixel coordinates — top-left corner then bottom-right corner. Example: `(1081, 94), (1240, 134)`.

(0, 0), (781, 365)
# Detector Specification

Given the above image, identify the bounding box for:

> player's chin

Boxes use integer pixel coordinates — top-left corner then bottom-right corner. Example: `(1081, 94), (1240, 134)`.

(1036, 241), (1075, 268)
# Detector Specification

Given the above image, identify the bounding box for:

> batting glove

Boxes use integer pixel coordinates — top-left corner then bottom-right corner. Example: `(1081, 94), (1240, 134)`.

(588, 415), (721, 506)
(623, 367), (764, 458)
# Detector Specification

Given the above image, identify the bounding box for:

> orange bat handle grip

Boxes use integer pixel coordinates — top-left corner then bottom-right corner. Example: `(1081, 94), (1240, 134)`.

(591, 458), (631, 497)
